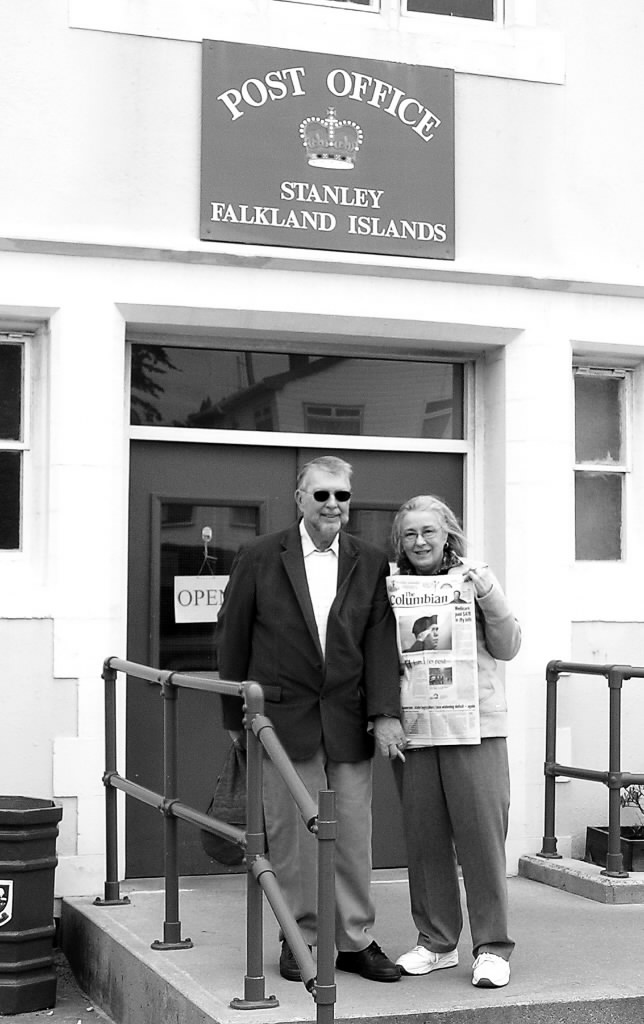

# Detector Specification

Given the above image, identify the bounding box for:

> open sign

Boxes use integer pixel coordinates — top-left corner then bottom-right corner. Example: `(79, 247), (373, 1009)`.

(174, 576), (229, 623)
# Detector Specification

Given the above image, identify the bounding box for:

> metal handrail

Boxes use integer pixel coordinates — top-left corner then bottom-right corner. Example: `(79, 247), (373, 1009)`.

(538, 659), (644, 877)
(95, 656), (337, 1022)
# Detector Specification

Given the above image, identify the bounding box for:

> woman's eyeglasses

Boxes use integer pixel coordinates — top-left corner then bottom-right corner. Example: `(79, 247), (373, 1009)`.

(304, 490), (352, 503)
(402, 528), (439, 542)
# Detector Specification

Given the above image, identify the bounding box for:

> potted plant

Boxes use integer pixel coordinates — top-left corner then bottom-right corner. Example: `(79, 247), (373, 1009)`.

(585, 785), (644, 871)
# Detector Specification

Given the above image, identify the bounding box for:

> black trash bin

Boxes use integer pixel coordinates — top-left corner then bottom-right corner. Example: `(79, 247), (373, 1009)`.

(0, 796), (63, 1015)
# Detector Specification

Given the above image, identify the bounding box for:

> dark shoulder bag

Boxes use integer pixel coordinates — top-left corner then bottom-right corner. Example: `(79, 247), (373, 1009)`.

(200, 742), (247, 866)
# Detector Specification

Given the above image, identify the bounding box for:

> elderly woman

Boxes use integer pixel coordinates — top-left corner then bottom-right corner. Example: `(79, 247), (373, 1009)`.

(385, 495), (521, 990)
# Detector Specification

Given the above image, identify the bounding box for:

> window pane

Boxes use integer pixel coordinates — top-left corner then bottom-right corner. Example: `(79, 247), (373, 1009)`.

(286, 0), (373, 5)
(406, 0), (494, 19)
(305, 404), (363, 434)
(0, 450), (21, 549)
(0, 344), (22, 440)
(575, 375), (622, 463)
(575, 472), (622, 560)
(346, 507), (397, 560)
(130, 345), (465, 440)
(160, 502), (260, 670)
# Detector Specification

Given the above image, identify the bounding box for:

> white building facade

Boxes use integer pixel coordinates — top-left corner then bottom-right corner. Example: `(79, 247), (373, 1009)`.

(1, 0), (644, 897)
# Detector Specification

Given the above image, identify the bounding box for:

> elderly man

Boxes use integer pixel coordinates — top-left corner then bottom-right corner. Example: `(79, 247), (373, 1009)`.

(216, 455), (405, 983)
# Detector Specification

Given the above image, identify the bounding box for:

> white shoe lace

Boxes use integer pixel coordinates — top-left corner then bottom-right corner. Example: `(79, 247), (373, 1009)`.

(475, 953), (497, 966)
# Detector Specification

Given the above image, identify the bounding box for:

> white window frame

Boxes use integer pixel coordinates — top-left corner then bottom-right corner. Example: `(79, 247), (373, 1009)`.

(278, 0), (509, 20)
(303, 402), (364, 435)
(68, 1), (563, 86)
(127, 338), (480, 590)
(276, 0), (525, 23)
(0, 334), (31, 554)
(128, 338), (472, 460)
(279, 0), (379, 9)
(401, 0), (498, 22)
(0, 326), (51, 622)
(573, 366), (632, 562)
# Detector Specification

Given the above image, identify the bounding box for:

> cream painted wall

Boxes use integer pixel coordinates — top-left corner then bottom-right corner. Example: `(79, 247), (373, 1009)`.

(501, 320), (576, 864)
(0, 620), (76, 798)
(3, 246), (644, 892)
(0, 2), (640, 284)
(1, 0), (644, 895)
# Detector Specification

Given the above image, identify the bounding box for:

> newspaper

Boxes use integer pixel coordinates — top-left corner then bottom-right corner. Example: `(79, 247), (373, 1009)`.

(386, 574), (480, 746)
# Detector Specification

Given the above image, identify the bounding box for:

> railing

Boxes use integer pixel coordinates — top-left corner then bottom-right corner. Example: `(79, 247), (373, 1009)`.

(538, 659), (644, 877)
(95, 656), (337, 1022)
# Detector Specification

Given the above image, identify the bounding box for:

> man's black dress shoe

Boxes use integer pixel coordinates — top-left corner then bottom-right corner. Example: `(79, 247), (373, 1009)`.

(335, 941), (401, 982)
(279, 940), (312, 982)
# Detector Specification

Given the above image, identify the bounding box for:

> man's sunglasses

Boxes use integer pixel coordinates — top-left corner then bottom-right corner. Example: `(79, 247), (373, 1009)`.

(304, 489), (352, 503)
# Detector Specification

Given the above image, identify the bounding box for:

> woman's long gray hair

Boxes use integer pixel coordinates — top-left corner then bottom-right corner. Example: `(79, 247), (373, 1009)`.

(391, 495), (467, 571)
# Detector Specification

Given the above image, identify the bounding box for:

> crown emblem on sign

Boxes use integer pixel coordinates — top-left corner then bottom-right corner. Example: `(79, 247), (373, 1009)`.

(299, 108), (363, 169)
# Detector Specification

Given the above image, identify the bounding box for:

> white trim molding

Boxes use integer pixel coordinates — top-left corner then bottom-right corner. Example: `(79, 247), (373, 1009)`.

(68, 0), (564, 85)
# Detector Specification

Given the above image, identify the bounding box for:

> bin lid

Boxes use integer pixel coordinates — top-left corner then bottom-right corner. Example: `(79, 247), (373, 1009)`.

(0, 797), (63, 825)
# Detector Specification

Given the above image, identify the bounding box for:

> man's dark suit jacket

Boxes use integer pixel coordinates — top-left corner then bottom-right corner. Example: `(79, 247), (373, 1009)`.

(216, 523), (401, 762)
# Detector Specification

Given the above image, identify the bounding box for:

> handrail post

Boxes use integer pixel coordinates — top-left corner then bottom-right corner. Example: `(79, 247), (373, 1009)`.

(603, 667), (629, 878)
(230, 682), (279, 1010)
(152, 676), (193, 949)
(314, 790), (337, 1024)
(94, 659), (344, 1021)
(538, 660), (562, 858)
(94, 659), (130, 906)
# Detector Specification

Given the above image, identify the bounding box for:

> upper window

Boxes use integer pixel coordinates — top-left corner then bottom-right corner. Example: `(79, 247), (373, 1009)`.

(69, 1), (562, 87)
(130, 344), (465, 441)
(281, 0), (495, 14)
(574, 367), (630, 561)
(403, 0), (494, 18)
(279, 0), (376, 7)
(304, 404), (363, 434)
(0, 339), (25, 550)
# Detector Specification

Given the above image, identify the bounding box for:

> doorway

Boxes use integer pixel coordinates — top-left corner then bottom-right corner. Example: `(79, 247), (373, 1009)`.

(126, 441), (463, 877)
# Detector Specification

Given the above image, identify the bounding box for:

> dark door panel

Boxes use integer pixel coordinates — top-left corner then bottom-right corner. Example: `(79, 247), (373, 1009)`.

(126, 441), (463, 876)
(126, 443), (296, 877)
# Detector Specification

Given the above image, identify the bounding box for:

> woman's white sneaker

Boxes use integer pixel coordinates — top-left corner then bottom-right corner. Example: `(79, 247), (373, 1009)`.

(471, 953), (510, 988)
(396, 946), (459, 976)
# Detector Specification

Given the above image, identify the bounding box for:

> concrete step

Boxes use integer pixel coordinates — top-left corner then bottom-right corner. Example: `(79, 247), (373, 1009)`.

(61, 869), (644, 1024)
(519, 852), (644, 904)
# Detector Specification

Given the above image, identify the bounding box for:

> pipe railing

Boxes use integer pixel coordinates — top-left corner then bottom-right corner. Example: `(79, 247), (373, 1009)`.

(538, 659), (644, 877)
(95, 656), (337, 1022)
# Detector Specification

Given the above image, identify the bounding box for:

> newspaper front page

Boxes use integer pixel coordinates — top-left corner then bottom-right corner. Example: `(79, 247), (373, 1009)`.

(386, 573), (480, 746)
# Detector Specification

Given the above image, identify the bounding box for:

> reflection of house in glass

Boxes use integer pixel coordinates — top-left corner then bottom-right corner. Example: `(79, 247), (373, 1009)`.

(131, 346), (464, 439)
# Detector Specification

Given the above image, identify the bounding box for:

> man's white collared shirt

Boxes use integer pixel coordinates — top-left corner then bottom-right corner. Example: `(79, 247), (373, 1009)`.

(300, 520), (339, 658)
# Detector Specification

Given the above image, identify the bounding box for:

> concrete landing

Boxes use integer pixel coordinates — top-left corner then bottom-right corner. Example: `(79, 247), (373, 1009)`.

(519, 853), (644, 904)
(61, 869), (644, 1024)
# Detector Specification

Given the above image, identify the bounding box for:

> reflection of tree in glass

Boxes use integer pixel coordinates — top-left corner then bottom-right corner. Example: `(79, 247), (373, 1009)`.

(130, 347), (180, 424)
